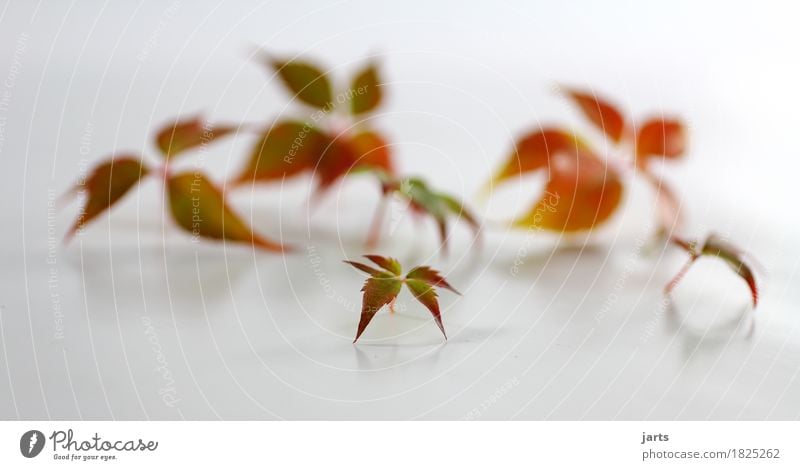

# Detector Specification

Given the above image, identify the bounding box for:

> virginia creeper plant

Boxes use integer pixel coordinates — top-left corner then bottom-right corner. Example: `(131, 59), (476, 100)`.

(66, 54), (759, 343)
(67, 116), (287, 251)
(484, 87), (758, 306)
(344, 255), (460, 342)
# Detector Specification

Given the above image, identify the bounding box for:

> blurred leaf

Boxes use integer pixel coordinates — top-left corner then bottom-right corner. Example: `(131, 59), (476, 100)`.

(156, 116), (236, 160)
(439, 193), (480, 233)
(349, 130), (393, 175)
(485, 129), (579, 192)
(397, 177), (480, 251)
(667, 234), (759, 307)
(167, 171), (287, 251)
(701, 235), (758, 306)
(349, 62), (383, 115)
(512, 148), (623, 232)
(233, 120), (328, 184)
(636, 118), (686, 164)
(565, 88), (625, 143)
(315, 135), (359, 191)
(269, 57), (332, 109)
(345, 256), (459, 342)
(67, 157), (149, 238)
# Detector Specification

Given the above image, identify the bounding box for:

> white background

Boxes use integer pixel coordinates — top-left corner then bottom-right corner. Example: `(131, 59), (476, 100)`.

(0, 0), (799, 419)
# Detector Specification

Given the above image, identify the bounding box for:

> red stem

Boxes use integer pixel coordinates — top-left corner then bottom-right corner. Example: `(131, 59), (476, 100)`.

(366, 194), (388, 249)
(664, 255), (697, 296)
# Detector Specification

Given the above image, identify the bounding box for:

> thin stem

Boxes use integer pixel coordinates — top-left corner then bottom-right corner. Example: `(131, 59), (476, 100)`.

(664, 256), (696, 296)
(366, 193), (388, 248)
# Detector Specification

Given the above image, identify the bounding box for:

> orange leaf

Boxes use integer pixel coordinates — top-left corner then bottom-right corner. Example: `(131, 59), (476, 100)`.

(486, 129), (579, 191)
(636, 118), (686, 164)
(167, 172), (287, 251)
(349, 131), (393, 175)
(513, 149), (623, 232)
(314, 135), (359, 191)
(565, 88), (626, 143)
(156, 116), (236, 160)
(67, 157), (149, 238)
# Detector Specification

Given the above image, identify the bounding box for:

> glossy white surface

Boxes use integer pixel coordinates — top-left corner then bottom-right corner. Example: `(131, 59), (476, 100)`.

(1, 0), (799, 419)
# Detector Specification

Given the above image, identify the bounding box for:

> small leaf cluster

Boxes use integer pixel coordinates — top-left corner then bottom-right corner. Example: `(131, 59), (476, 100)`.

(344, 255), (460, 342)
(68, 116), (286, 251)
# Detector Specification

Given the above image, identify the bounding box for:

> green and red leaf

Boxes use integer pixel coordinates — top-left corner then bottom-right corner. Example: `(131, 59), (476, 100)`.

(167, 171), (287, 251)
(398, 177), (479, 251)
(233, 120), (328, 184)
(345, 256), (459, 342)
(67, 156), (149, 238)
(364, 254), (402, 275)
(354, 276), (403, 342)
(405, 279), (446, 339)
(406, 265), (461, 294)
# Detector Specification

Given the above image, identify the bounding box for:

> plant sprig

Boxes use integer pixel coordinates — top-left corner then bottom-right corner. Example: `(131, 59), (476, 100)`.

(344, 255), (460, 342)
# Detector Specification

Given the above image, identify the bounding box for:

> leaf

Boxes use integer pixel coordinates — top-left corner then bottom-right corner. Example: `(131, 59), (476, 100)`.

(439, 193), (480, 233)
(405, 279), (446, 339)
(700, 235), (758, 306)
(485, 129), (579, 192)
(564, 88), (626, 143)
(349, 62), (382, 115)
(512, 148), (623, 232)
(155, 116), (236, 160)
(354, 277), (403, 342)
(233, 120), (328, 184)
(167, 171), (287, 251)
(67, 157), (149, 238)
(269, 57), (332, 109)
(667, 234), (759, 307)
(406, 266), (461, 294)
(349, 130), (393, 175)
(364, 254), (401, 275)
(342, 260), (384, 276)
(399, 177), (479, 251)
(345, 256), (459, 342)
(636, 118), (686, 164)
(315, 135), (359, 191)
